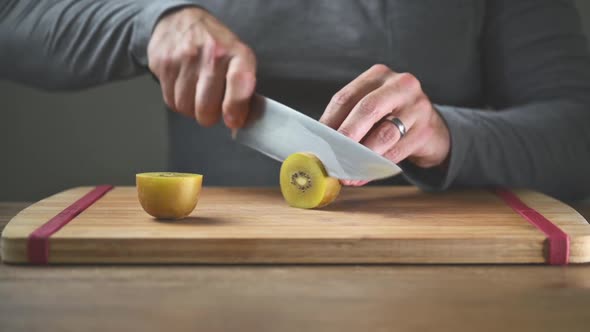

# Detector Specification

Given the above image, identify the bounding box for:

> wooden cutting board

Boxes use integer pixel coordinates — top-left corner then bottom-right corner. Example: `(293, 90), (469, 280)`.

(2, 186), (590, 264)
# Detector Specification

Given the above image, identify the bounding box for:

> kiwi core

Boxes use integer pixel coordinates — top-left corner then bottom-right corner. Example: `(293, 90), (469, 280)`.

(291, 171), (312, 191)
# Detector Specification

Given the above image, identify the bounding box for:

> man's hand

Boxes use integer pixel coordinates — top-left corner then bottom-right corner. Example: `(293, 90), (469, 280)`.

(320, 64), (451, 186)
(148, 7), (256, 128)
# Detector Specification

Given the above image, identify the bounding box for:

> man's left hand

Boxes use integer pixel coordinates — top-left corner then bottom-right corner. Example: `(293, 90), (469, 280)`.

(319, 64), (451, 186)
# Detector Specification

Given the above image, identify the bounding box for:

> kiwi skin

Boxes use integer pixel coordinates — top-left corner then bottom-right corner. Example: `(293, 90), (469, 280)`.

(316, 176), (341, 208)
(136, 172), (203, 219)
(280, 152), (341, 209)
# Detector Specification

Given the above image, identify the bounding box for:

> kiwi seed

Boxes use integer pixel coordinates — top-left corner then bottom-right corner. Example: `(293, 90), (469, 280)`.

(290, 171), (312, 192)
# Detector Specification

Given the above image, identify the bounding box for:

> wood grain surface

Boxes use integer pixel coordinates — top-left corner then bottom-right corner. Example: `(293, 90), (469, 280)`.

(1, 202), (590, 332)
(2, 186), (590, 264)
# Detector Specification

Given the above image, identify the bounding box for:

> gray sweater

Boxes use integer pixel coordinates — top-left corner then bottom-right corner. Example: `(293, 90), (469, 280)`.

(1, 0), (590, 200)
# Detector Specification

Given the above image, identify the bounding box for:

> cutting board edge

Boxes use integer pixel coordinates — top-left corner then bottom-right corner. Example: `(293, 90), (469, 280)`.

(0, 236), (557, 265)
(569, 234), (590, 263)
(1, 236), (25, 263)
(4, 231), (590, 264)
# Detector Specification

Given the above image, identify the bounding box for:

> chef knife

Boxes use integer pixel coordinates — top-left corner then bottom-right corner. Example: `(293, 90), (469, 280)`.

(233, 95), (402, 181)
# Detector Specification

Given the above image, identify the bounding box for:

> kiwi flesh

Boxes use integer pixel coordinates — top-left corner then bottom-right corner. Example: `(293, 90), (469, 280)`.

(280, 153), (341, 209)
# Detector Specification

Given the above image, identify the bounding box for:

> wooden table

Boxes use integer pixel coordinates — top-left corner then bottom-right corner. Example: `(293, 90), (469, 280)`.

(1, 201), (590, 332)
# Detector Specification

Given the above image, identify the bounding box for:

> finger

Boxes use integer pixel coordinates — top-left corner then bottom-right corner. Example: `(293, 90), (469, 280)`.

(338, 73), (422, 142)
(147, 29), (180, 111)
(361, 108), (421, 155)
(340, 180), (369, 187)
(174, 57), (199, 118)
(383, 125), (432, 164)
(154, 55), (180, 111)
(337, 79), (414, 142)
(194, 37), (230, 127)
(320, 64), (390, 129)
(223, 44), (257, 128)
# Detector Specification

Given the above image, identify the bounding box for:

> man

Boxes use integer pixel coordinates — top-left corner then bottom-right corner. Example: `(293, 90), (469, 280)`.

(1, 0), (590, 200)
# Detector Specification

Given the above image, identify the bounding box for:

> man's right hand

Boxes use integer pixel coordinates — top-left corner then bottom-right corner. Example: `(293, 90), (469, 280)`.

(147, 7), (256, 129)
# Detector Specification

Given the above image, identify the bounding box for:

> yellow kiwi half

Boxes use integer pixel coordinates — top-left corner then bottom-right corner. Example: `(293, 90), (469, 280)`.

(136, 172), (203, 219)
(280, 153), (341, 209)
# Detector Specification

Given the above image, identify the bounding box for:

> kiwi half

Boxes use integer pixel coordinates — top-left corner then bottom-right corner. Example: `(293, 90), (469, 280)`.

(280, 153), (341, 209)
(136, 172), (203, 219)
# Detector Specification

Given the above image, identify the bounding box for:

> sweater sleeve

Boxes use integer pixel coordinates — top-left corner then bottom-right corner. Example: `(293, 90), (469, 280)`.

(403, 0), (590, 201)
(0, 0), (198, 90)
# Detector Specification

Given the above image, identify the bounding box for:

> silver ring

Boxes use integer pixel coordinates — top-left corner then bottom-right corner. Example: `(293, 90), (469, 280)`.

(387, 117), (407, 138)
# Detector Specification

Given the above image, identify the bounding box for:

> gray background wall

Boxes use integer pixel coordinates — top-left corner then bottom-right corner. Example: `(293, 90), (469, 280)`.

(2, 1), (590, 201)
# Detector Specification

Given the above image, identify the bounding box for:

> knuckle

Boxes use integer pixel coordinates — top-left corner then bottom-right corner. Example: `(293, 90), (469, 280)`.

(414, 98), (433, 118)
(387, 145), (404, 162)
(232, 43), (257, 67)
(357, 97), (379, 118)
(235, 42), (254, 58)
(205, 35), (219, 49)
(338, 127), (354, 139)
(171, 39), (197, 62)
(177, 43), (200, 60)
(331, 89), (353, 106)
(370, 63), (391, 74)
(415, 96), (431, 110)
(149, 52), (172, 73)
(206, 39), (227, 60)
(376, 125), (399, 144)
(398, 72), (421, 91)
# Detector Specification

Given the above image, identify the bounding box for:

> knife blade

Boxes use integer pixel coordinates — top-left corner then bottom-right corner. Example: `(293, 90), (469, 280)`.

(233, 95), (402, 181)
